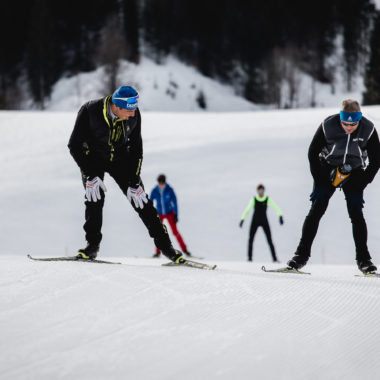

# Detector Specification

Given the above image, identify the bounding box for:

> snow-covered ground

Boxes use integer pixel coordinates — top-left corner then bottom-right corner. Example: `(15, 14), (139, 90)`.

(2, 107), (380, 263)
(1, 107), (380, 379)
(1, 257), (380, 380)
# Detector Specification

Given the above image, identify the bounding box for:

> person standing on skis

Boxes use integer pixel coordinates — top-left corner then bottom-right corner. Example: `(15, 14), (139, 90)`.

(240, 184), (283, 262)
(287, 99), (380, 274)
(68, 85), (185, 264)
(150, 174), (192, 258)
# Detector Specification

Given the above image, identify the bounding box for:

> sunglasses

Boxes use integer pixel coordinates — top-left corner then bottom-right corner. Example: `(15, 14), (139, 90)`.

(341, 121), (359, 127)
(113, 95), (139, 104)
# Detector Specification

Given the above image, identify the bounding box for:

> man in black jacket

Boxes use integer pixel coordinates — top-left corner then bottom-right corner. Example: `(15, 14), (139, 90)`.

(287, 99), (380, 274)
(68, 85), (185, 263)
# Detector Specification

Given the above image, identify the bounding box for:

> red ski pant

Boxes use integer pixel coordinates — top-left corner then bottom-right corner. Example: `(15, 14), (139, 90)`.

(156, 212), (188, 253)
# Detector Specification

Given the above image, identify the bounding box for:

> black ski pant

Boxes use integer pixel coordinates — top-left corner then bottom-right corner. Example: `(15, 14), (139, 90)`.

(248, 220), (277, 261)
(80, 164), (173, 255)
(295, 184), (371, 261)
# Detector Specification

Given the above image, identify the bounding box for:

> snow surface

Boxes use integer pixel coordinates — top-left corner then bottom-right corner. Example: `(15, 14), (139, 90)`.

(1, 107), (380, 263)
(1, 107), (380, 379)
(1, 258), (380, 380)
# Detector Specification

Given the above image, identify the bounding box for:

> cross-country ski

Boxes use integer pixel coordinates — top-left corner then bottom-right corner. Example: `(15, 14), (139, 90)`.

(162, 259), (216, 270)
(261, 265), (311, 275)
(27, 254), (122, 265)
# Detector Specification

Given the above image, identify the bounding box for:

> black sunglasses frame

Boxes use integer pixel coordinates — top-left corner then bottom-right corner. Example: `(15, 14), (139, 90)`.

(341, 121), (359, 127)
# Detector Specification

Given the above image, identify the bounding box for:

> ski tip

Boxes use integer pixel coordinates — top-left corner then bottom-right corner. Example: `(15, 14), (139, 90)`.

(261, 266), (267, 272)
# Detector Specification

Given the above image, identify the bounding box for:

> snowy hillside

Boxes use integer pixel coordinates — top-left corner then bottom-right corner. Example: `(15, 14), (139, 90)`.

(1, 107), (380, 379)
(42, 56), (365, 112)
(44, 57), (257, 112)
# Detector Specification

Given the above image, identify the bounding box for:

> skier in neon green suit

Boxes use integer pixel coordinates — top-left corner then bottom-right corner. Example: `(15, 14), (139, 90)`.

(240, 184), (284, 262)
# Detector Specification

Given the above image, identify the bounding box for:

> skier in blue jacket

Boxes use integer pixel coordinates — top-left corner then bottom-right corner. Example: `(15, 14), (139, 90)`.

(150, 174), (191, 258)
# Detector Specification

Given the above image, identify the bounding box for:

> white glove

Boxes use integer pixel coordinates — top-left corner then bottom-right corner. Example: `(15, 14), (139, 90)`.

(127, 185), (148, 209)
(85, 176), (107, 202)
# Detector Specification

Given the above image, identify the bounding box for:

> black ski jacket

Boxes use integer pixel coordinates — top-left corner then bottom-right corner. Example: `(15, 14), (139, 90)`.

(308, 115), (380, 189)
(68, 95), (142, 186)
(322, 114), (374, 169)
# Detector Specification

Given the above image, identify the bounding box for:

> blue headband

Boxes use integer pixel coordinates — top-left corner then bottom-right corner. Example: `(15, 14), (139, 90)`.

(112, 86), (139, 110)
(340, 111), (362, 123)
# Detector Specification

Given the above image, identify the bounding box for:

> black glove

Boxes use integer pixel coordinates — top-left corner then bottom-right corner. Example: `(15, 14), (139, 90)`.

(239, 220), (244, 228)
(311, 161), (332, 186)
(174, 213), (178, 223)
(279, 216), (284, 225)
(344, 169), (368, 192)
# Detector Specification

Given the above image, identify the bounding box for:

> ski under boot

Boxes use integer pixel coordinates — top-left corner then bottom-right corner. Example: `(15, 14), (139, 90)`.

(287, 254), (309, 270)
(152, 252), (161, 258)
(357, 259), (377, 274)
(77, 243), (99, 260)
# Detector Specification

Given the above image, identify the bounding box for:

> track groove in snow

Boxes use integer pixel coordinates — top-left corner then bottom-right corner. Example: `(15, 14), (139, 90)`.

(1, 257), (380, 379)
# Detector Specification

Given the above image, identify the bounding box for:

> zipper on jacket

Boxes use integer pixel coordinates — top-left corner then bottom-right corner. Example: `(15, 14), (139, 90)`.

(343, 134), (350, 164)
(160, 188), (166, 214)
(103, 96), (115, 162)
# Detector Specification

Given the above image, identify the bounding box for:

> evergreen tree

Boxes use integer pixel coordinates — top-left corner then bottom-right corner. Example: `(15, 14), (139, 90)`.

(363, 11), (380, 105)
(120, 0), (140, 63)
(94, 13), (129, 94)
(2, 0), (377, 107)
(339, 0), (375, 91)
(0, 0), (33, 108)
(26, 0), (59, 108)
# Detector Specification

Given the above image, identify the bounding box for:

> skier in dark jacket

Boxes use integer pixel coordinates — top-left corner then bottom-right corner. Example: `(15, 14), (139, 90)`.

(150, 174), (191, 258)
(287, 99), (380, 274)
(240, 184), (283, 262)
(68, 85), (185, 264)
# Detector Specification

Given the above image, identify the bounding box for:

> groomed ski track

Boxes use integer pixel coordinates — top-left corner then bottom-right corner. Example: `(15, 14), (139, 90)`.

(1, 256), (379, 380)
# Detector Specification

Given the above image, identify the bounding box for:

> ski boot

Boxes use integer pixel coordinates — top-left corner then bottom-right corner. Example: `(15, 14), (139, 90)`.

(357, 259), (377, 274)
(152, 252), (161, 258)
(287, 254), (308, 270)
(77, 243), (99, 260)
(162, 247), (186, 264)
